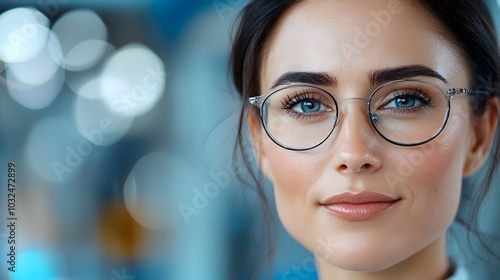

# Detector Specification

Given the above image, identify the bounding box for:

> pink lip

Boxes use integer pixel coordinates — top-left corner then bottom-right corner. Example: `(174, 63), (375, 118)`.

(320, 191), (400, 221)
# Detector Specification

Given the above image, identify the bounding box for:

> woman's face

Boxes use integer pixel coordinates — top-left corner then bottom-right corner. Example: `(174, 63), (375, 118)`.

(253, 0), (482, 273)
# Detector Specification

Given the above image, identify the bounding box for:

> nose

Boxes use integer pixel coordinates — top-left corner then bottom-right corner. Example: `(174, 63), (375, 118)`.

(331, 100), (382, 174)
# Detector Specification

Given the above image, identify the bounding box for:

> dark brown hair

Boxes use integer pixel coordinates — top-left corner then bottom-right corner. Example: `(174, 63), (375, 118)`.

(230, 0), (500, 278)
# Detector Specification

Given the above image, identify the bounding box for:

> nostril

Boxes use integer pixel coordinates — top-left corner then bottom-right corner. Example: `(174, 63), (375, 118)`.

(338, 164), (348, 171)
(335, 159), (380, 174)
(361, 163), (372, 170)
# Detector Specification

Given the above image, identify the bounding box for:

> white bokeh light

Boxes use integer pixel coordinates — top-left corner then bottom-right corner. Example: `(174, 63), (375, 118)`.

(52, 9), (107, 71)
(124, 152), (198, 231)
(100, 43), (167, 117)
(76, 77), (102, 100)
(74, 95), (134, 146)
(0, 7), (50, 63)
(7, 65), (64, 109)
(65, 42), (115, 99)
(7, 31), (62, 85)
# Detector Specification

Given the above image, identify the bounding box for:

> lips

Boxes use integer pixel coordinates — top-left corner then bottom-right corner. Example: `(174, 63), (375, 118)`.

(320, 191), (400, 221)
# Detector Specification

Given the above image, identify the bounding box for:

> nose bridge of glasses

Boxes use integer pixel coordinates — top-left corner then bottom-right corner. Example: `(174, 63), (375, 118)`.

(336, 97), (371, 118)
(335, 97), (376, 131)
(336, 97), (371, 104)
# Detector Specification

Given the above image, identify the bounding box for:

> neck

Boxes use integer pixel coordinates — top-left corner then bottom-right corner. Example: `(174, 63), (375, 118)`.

(316, 235), (451, 280)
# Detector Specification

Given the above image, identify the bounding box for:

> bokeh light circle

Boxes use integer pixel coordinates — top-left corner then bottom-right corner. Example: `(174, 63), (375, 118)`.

(76, 77), (102, 100)
(74, 95), (134, 146)
(52, 9), (107, 71)
(124, 152), (198, 231)
(7, 65), (64, 110)
(64, 42), (115, 99)
(100, 43), (167, 117)
(7, 31), (62, 85)
(0, 7), (50, 63)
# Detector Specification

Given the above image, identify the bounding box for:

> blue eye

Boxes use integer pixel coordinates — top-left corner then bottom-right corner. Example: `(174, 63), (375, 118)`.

(385, 96), (422, 109)
(293, 100), (325, 113)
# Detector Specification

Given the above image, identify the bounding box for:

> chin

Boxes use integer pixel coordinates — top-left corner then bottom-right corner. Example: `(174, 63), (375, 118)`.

(319, 252), (402, 272)
(313, 242), (408, 272)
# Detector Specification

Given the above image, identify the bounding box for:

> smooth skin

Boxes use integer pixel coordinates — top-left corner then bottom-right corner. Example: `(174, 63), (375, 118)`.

(249, 0), (499, 279)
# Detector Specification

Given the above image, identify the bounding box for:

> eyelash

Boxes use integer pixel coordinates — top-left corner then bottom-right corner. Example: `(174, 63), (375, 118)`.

(383, 89), (433, 112)
(280, 91), (326, 119)
(281, 91), (323, 110)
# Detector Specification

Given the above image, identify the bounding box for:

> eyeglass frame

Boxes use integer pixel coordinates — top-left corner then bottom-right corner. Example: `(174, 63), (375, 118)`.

(248, 79), (490, 151)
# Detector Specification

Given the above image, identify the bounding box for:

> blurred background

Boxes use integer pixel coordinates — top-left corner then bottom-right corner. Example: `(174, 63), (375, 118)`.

(0, 0), (499, 279)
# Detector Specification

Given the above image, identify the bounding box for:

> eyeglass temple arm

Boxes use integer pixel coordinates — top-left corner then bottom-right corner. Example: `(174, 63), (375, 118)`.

(248, 96), (262, 108)
(447, 88), (490, 97)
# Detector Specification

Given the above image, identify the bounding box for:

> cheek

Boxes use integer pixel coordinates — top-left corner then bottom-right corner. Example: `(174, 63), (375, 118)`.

(400, 113), (470, 229)
(394, 136), (462, 230)
(261, 141), (324, 233)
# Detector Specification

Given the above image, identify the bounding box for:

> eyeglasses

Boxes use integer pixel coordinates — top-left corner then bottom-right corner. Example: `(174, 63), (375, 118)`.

(249, 79), (489, 151)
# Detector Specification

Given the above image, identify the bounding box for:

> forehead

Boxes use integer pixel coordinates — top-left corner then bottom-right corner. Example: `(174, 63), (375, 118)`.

(260, 0), (467, 92)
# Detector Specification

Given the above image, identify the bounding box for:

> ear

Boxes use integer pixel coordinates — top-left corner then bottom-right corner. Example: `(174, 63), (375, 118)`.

(248, 110), (274, 181)
(463, 97), (500, 177)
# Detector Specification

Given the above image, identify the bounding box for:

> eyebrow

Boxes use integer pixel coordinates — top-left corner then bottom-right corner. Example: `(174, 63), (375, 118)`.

(271, 64), (448, 89)
(369, 64), (448, 85)
(272, 71), (338, 88)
